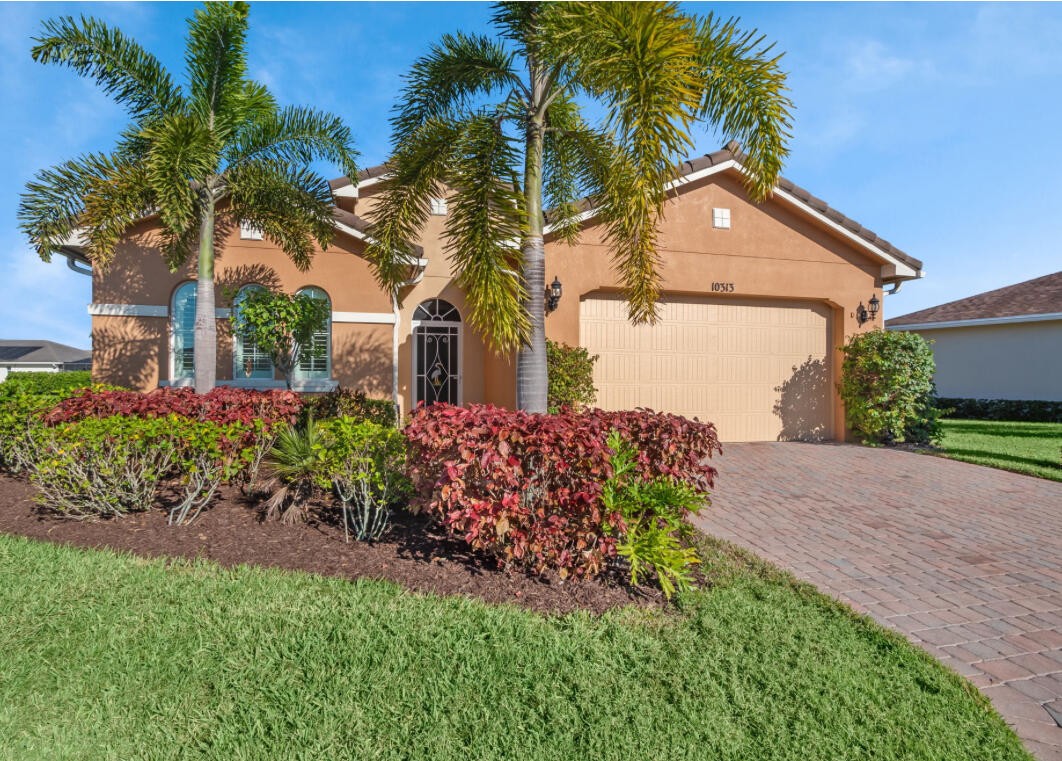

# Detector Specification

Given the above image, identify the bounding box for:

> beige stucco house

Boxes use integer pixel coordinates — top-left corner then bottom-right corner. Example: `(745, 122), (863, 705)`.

(887, 271), (1062, 402)
(64, 144), (924, 442)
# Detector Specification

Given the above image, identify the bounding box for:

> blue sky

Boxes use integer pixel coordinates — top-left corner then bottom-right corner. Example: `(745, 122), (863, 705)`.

(2, 1), (1060, 349)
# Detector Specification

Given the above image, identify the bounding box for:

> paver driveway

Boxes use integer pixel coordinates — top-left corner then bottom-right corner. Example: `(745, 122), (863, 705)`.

(694, 442), (1062, 760)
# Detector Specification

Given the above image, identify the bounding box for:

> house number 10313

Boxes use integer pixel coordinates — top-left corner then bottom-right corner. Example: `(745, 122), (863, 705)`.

(711, 282), (735, 293)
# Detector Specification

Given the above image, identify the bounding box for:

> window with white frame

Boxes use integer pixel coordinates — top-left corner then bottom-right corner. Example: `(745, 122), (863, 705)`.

(429, 198), (447, 216)
(233, 285), (274, 380)
(712, 207), (731, 229)
(239, 220), (263, 240)
(171, 282), (196, 379)
(295, 286), (331, 380)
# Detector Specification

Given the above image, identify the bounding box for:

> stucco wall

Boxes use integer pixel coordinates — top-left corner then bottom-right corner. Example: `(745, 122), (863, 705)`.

(903, 321), (1062, 401)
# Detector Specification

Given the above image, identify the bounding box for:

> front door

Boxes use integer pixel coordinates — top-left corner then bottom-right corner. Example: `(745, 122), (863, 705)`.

(412, 299), (461, 406)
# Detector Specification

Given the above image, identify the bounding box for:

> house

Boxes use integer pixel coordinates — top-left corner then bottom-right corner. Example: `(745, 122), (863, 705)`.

(886, 271), (1062, 402)
(0, 340), (91, 382)
(65, 143), (924, 442)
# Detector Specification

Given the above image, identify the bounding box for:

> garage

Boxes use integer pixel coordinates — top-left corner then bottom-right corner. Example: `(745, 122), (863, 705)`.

(579, 293), (833, 442)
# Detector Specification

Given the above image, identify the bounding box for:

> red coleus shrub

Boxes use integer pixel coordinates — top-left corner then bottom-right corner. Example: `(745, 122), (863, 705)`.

(403, 404), (722, 578)
(46, 386), (302, 430)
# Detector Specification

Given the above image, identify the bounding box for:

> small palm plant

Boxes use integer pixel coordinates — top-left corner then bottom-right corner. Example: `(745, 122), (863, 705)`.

(262, 416), (327, 524)
(365, 1), (792, 411)
(18, 2), (359, 393)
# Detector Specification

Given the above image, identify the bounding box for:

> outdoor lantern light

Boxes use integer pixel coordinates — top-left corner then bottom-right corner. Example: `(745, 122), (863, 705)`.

(868, 294), (880, 321)
(856, 302), (868, 325)
(546, 276), (563, 313)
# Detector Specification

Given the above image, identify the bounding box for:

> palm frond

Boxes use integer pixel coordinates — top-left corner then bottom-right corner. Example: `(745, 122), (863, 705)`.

(542, 95), (588, 246)
(185, 1), (250, 140)
(225, 161), (335, 271)
(31, 15), (184, 123)
(445, 111), (529, 351)
(18, 154), (106, 262)
(364, 117), (462, 294)
(141, 112), (220, 236)
(695, 14), (793, 201)
(225, 105), (359, 179)
(393, 31), (522, 143)
(79, 159), (154, 269)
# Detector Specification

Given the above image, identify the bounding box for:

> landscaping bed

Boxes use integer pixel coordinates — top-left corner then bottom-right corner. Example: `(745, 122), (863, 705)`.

(0, 474), (654, 615)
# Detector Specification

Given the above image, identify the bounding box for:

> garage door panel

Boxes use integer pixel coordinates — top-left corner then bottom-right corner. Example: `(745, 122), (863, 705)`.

(580, 293), (831, 442)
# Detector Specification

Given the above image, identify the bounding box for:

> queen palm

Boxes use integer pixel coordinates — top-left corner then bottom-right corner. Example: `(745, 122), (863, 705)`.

(365, 1), (792, 412)
(18, 1), (359, 393)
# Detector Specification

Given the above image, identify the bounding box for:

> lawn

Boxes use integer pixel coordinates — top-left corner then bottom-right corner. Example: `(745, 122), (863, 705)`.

(0, 533), (1030, 761)
(934, 419), (1062, 482)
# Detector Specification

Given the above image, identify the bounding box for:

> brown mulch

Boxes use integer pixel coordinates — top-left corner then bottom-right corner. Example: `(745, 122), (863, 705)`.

(0, 474), (662, 615)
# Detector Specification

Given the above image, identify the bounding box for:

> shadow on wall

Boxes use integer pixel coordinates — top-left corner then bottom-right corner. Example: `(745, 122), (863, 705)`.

(92, 319), (165, 391)
(333, 330), (392, 398)
(773, 356), (830, 441)
(216, 263), (281, 300)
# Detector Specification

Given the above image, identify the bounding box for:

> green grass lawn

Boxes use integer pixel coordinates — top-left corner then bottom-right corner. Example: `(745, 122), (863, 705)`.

(934, 419), (1062, 482)
(0, 534), (1029, 761)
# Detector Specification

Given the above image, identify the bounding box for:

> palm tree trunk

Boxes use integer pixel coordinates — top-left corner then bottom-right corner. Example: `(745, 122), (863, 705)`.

(516, 112), (547, 413)
(193, 199), (217, 394)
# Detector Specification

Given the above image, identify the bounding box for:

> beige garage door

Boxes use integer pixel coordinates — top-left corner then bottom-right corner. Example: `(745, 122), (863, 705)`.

(580, 293), (832, 442)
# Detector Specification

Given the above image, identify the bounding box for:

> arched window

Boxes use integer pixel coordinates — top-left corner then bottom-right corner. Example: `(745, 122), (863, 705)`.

(412, 299), (461, 406)
(233, 285), (274, 380)
(171, 282), (196, 379)
(295, 286), (331, 380)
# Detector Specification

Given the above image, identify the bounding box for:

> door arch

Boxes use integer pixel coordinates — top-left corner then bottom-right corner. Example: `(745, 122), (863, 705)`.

(411, 299), (461, 406)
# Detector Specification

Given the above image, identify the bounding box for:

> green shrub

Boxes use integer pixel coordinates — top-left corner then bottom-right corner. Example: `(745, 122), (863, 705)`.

(938, 397), (1062, 423)
(19, 415), (250, 522)
(0, 371), (92, 397)
(839, 330), (944, 445)
(320, 417), (410, 541)
(0, 393), (60, 473)
(546, 340), (597, 412)
(262, 417), (328, 524)
(602, 430), (705, 598)
(301, 388), (397, 427)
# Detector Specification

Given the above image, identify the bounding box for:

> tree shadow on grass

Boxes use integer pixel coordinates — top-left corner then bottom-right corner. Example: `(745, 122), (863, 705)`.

(944, 420), (1062, 439)
(939, 447), (1062, 481)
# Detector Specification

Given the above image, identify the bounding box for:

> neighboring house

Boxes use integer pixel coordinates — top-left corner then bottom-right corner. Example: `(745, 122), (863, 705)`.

(63, 143), (923, 442)
(886, 271), (1062, 402)
(0, 340), (91, 382)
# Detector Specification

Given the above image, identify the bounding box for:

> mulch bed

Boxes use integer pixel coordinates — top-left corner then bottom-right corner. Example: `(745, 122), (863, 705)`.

(0, 474), (662, 615)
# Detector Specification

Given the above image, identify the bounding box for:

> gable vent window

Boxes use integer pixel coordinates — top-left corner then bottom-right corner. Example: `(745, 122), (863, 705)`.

(239, 221), (263, 240)
(430, 198), (448, 216)
(712, 208), (731, 229)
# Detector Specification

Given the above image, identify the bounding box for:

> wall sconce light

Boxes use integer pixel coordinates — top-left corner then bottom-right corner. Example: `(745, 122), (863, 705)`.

(546, 276), (563, 313)
(856, 294), (881, 325)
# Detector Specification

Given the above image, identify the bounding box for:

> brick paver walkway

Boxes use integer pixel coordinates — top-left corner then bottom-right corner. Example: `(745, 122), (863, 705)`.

(694, 442), (1062, 760)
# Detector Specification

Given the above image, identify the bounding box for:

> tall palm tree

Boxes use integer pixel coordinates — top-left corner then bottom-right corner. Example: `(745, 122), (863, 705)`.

(364, 2), (792, 413)
(18, 1), (359, 393)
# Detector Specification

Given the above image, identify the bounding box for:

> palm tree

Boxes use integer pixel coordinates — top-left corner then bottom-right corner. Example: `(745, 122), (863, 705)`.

(18, 2), (359, 393)
(364, 2), (792, 413)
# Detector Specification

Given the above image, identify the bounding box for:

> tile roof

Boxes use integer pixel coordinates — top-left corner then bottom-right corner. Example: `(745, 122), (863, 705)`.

(0, 340), (91, 365)
(886, 270), (1062, 327)
(332, 143), (922, 275)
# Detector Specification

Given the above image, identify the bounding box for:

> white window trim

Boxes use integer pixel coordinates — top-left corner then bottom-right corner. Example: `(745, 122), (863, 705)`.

(239, 221), (263, 240)
(331, 311), (396, 324)
(411, 318), (463, 407)
(169, 283), (197, 381)
(232, 285), (275, 382)
(294, 287), (332, 383)
(712, 207), (731, 229)
(430, 198), (448, 216)
(88, 303), (168, 317)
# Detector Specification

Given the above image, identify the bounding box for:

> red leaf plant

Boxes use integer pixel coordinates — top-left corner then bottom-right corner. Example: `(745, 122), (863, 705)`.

(403, 404), (722, 579)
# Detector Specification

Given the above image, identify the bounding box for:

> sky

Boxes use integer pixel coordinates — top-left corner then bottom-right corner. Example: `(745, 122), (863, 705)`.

(1, 1), (1060, 350)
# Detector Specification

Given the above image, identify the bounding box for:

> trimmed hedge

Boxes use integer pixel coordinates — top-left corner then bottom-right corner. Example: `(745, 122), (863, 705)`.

(0, 371), (93, 398)
(300, 388), (397, 427)
(938, 398), (1062, 423)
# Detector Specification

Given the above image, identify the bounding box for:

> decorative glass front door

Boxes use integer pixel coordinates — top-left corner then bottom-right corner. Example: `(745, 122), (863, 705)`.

(412, 299), (461, 406)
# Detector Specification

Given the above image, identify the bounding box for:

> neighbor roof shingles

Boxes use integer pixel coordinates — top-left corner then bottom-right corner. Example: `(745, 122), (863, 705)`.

(0, 340), (91, 365)
(332, 143), (923, 275)
(886, 270), (1062, 327)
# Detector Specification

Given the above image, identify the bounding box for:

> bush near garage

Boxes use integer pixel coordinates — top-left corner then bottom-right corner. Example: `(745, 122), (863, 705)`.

(546, 340), (597, 412)
(403, 403), (721, 579)
(937, 397), (1062, 424)
(839, 330), (944, 445)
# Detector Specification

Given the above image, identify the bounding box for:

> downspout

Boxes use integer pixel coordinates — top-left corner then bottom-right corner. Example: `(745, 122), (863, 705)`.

(392, 263), (426, 424)
(884, 281), (903, 295)
(61, 247), (92, 276)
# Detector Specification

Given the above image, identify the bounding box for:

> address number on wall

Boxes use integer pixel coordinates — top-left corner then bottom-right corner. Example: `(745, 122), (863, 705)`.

(711, 282), (735, 293)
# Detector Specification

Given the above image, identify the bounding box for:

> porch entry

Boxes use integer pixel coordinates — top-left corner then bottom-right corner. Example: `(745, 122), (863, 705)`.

(412, 299), (462, 406)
